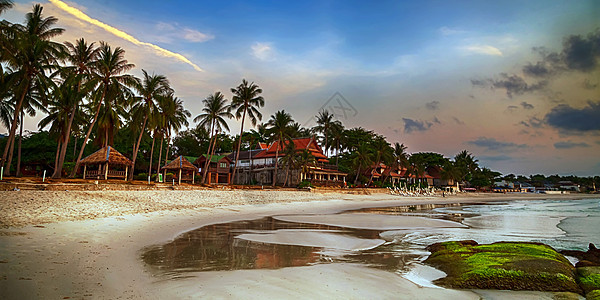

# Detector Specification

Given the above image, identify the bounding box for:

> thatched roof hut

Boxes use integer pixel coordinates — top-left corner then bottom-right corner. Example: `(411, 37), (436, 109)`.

(80, 146), (132, 180)
(162, 156), (198, 184)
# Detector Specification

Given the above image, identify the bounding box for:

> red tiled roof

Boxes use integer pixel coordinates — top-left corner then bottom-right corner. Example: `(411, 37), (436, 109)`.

(253, 138), (327, 159)
(258, 142), (268, 149)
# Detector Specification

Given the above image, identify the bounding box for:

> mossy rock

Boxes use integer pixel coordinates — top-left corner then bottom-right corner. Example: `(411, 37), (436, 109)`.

(424, 240), (581, 293)
(587, 290), (600, 300)
(577, 266), (600, 294)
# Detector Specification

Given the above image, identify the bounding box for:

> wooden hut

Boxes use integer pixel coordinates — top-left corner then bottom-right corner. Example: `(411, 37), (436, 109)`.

(162, 156), (198, 185)
(194, 154), (233, 184)
(80, 146), (132, 180)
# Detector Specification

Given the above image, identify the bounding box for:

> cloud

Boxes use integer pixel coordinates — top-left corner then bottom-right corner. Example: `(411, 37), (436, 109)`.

(554, 141), (591, 149)
(562, 31), (600, 72)
(522, 30), (600, 77)
(466, 137), (528, 151)
(522, 61), (554, 77)
(48, 0), (203, 72)
(545, 101), (600, 132)
(251, 42), (275, 61)
(506, 105), (518, 113)
(471, 73), (547, 98)
(439, 26), (466, 36)
(519, 116), (544, 128)
(403, 118), (434, 133)
(583, 79), (598, 90)
(452, 117), (465, 125)
(521, 101), (534, 110)
(425, 100), (440, 110)
(462, 45), (503, 56)
(154, 22), (214, 43)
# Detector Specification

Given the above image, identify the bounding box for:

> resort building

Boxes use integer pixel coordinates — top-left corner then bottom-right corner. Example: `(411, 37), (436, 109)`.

(230, 137), (347, 186)
(194, 154), (233, 185)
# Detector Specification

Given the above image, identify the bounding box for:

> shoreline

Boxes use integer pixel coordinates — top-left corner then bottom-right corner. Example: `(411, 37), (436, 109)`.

(1, 191), (598, 299)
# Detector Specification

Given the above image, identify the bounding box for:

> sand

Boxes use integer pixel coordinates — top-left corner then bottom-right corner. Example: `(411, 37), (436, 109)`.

(0, 189), (596, 299)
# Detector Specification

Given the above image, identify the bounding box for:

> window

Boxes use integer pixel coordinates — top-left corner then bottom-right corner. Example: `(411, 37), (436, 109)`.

(220, 162), (227, 168)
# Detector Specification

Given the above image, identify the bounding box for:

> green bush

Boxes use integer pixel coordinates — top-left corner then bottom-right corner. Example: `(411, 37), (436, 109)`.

(298, 180), (312, 188)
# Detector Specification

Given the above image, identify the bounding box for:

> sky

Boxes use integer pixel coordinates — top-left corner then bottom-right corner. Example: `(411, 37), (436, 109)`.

(2, 0), (600, 176)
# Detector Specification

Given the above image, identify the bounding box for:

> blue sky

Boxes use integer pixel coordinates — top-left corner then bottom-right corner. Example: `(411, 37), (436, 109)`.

(3, 0), (600, 176)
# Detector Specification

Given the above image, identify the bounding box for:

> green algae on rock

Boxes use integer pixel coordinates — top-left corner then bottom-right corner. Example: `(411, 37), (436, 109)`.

(424, 240), (581, 293)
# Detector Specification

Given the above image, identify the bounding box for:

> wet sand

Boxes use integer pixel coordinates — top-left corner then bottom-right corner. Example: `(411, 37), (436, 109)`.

(0, 190), (596, 299)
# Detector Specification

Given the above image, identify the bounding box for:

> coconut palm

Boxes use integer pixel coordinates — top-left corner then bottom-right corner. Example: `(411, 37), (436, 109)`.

(454, 150), (479, 187)
(229, 79), (264, 184)
(266, 110), (293, 186)
(155, 93), (189, 179)
(0, 0), (13, 14)
(194, 91), (231, 183)
(280, 142), (298, 187)
(127, 70), (170, 180)
(329, 120), (344, 167)
(1, 4), (65, 175)
(352, 142), (373, 186)
(297, 149), (316, 182)
(71, 42), (136, 177)
(367, 136), (392, 186)
(313, 109), (334, 155)
(50, 39), (98, 178)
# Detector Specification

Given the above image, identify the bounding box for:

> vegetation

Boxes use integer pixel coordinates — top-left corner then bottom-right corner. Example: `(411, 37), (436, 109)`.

(0, 3), (598, 188)
(424, 240), (581, 293)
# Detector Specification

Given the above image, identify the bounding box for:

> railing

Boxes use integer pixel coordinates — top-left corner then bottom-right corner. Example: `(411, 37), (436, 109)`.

(85, 169), (126, 178)
(310, 179), (345, 187)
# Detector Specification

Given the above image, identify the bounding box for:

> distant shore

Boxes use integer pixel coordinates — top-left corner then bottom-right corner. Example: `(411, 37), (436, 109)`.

(0, 189), (598, 299)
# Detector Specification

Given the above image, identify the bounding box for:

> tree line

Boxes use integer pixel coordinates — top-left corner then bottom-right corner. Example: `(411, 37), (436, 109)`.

(1, 2), (598, 190)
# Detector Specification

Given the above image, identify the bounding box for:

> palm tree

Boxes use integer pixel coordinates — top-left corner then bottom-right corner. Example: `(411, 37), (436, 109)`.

(128, 70), (170, 180)
(352, 142), (373, 186)
(297, 149), (316, 183)
(367, 136), (392, 186)
(194, 92), (232, 183)
(155, 92), (189, 180)
(0, 0), (13, 14)
(71, 42), (136, 177)
(267, 110), (293, 186)
(454, 150), (479, 188)
(280, 142), (299, 187)
(229, 79), (264, 184)
(1, 4), (65, 175)
(314, 109), (334, 155)
(39, 76), (87, 178)
(51, 38), (98, 178)
(329, 120), (344, 167)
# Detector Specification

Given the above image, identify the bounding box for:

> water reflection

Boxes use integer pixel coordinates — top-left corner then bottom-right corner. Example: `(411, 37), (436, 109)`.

(142, 203), (473, 279)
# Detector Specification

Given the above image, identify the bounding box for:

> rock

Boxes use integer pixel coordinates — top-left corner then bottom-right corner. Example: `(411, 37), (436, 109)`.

(424, 240), (581, 293)
(561, 243), (600, 267)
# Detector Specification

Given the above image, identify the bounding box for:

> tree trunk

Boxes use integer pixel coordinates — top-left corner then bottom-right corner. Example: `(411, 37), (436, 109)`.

(155, 134), (163, 181)
(2, 81), (29, 175)
(148, 131), (156, 178)
(164, 135), (171, 165)
(335, 140), (339, 167)
(16, 111), (24, 177)
(284, 165), (290, 187)
(230, 107), (247, 185)
(53, 102), (77, 179)
(354, 164), (362, 186)
(129, 114), (149, 181)
(202, 121), (215, 184)
(53, 139), (61, 177)
(71, 87), (107, 177)
(272, 137), (280, 187)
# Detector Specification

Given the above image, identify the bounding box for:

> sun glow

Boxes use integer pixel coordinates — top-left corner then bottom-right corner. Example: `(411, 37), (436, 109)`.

(48, 0), (203, 72)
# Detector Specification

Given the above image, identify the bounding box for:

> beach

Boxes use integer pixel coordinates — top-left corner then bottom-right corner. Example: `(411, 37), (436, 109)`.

(0, 189), (597, 299)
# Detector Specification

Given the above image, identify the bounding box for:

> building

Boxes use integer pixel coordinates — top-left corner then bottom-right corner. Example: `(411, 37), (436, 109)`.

(194, 154), (233, 185)
(231, 137), (347, 186)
